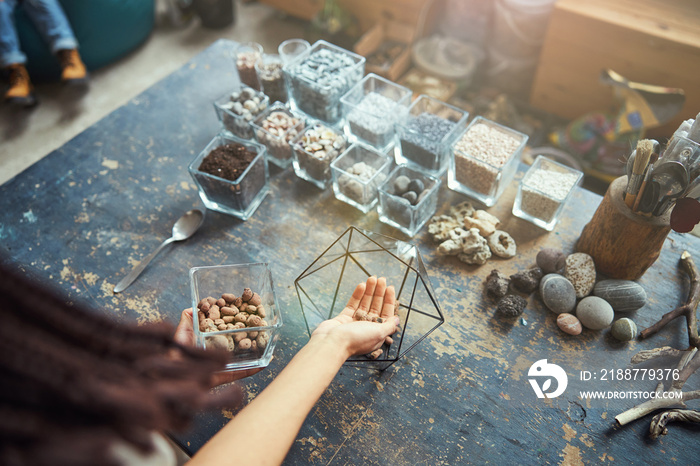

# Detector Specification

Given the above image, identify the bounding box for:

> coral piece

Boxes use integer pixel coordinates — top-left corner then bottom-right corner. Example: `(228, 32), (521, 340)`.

(437, 228), (470, 256)
(487, 230), (517, 258)
(428, 215), (462, 242)
(448, 201), (475, 220)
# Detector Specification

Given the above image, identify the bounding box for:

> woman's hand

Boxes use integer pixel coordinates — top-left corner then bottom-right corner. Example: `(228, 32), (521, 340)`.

(174, 308), (265, 385)
(311, 276), (400, 359)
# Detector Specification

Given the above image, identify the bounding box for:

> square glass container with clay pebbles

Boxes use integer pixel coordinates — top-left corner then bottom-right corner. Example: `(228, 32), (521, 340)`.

(188, 132), (269, 220)
(378, 164), (441, 237)
(191, 262), (283, 371)
(340, 73), (412, 152)
(331, 143), (393, 213)
(447, 116), (528, 207)
(283, 40), (365, 125)
(395, 94), (468, 176)
(512, 155), (583, 231)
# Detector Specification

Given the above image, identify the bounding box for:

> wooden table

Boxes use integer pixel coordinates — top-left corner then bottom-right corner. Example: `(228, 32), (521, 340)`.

(1, 40), (698, 464)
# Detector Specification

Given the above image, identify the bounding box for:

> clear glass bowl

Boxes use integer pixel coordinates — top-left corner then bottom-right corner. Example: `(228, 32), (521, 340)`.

(191, 262), (283, 372)
(340, 73), (412, 152)
(283, 40), (365, 125)
(291, 122), (347, 189)
(188, 132), (269, 220)
(330, 143), (393, 213)
(294, 227), (444, 370)
(378, 165), (441, 237)
(213, 86), (269, 140)
(512, 155), (583, 231)
(278, 38), (310, 65)
(447, 116), (528, 207)
(251, 102), (305, 169)
(395, 95), (468, 176)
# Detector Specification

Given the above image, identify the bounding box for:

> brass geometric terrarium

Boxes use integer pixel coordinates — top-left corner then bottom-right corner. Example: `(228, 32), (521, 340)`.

(294, 226), (444, 369)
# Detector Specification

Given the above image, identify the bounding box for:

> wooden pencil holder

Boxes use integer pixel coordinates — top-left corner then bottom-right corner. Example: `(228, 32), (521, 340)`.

(576, 176), (671, 280)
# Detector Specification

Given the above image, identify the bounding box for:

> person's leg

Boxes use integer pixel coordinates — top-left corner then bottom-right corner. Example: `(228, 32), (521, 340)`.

(20, 0), (87, 85)
(0, 0), (37, 106)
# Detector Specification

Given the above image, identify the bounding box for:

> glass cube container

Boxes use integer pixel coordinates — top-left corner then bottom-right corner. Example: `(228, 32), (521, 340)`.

(512, 155), (583, 231)
(340, 73), (412, 152)
(378, 165), (441, 237)
(233, 41), (263, 90)
(283, 40), (365, 125)
(447, 116), (528, 207)
(188, 132), (269, 220)
(295, 227), (444, 370)
(191, 263), (283, 372)
(395, 95), (468, 176)
(255, 53), (288, 104)
(213, 86), (269, 140)
(251, 102), (305, 169)
(331, 143), (393, 213)
(291, 122), (347, 189)
(278, 38), (310, 65)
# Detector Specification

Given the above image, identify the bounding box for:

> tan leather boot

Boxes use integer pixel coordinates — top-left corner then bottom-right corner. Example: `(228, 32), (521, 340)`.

(58, 49), (88, 85)
(4, 64), (37, 107)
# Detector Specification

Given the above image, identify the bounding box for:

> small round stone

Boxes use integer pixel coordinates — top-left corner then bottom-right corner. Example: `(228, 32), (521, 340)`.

(536, 248), (566, 274)
(497, 294), (527, 317)
(402, 191), (418, 205)
(394, 175), (410, 195)
(564, 252), (596, 298)
(593, 280), (647, 313)
(610, 318), (638, 341)
(539, 273), (576, 314)
(557, 313), (582, 335)
(576, 296), (614, 330)
(407, 179), (424, 194)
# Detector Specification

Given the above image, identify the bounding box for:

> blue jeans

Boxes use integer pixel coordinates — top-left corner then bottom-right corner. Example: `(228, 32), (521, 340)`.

(0, 0), (79, 67)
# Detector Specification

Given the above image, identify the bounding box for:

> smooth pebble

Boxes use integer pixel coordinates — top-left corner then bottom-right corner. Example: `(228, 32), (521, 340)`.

(593, 280), (646, 313)
(394, 175), (410, 194)
(539, 273), (576, 314)
(557, 313), (582, 335)
(576, 296), (614, 330)
(564, 252), (596, 298)
(536, 248), (566, 274)
(610, 318), (638, 341)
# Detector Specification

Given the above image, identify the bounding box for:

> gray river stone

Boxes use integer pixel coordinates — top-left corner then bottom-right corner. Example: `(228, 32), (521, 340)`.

(593, 279), (647, 312)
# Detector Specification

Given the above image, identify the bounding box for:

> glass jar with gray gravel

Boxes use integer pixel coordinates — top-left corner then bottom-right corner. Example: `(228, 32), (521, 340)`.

(340, 73), (412, 152)
(447, 116), (527, 207)
(331, 143), (393, 213)
(512, 155), (583, 231)
(283, 40), (365, 125)
(213, 86), (269, 139)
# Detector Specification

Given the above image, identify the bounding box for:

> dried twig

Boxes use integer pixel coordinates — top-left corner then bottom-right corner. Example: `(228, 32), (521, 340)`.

(649, 409), (700, 439)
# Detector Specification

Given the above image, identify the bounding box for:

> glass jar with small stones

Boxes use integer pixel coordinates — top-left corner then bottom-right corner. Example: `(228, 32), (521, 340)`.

(447, 116), (528, 207)
(512, 155), (583, 231)
(213, 86), (269, 139)
(395, 95), (468, 176)
(340, 73), (412, 152)
(378, 165), (441, 237)
(255, 53), (288, 104)
(331, 143), (393, 213)
(234, 42), (263, 91)
(283, 40), (365, 125)
(251, 102), (305, 169)
(291, 122), (347, 189)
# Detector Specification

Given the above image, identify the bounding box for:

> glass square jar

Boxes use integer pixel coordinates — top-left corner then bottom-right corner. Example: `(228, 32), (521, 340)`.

(331, 143), (393, 213)
(233, 41), (263, 91)
(395, 95), (468, 176)
(283, 40), (365, 125)
(290, 122), (347, 189)
(251, 102), (305, 169)
(188, 132), (269, 220)
(190, 262), (283, 372)
(447, 116), (528, 207)
(512, 155), (583, 231)
(255, 53), (288, 104)
(378, 165), (441, 237)
(213, 86), (269, 140)
(340, 73), (412, 152)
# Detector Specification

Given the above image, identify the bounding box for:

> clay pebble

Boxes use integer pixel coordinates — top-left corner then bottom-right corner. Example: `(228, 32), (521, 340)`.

(576, 296), (614, 330)
(510, 267), (543, 294)
(557, 313), (582, 335)
(593, 280), (647, 313)
(536, 248), (566, 274)
(497, 294), (527, 317)
(539, 273), (576, 314)
(564, 252), (596, 298)
(610, 318), (638, 341)
(485, 269), (510, 301)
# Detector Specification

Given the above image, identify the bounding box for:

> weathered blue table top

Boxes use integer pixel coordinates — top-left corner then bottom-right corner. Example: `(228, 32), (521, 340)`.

(1, 39), (698, 464)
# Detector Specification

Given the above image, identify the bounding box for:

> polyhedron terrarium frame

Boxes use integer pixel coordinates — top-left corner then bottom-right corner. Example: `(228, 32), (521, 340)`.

(294, 226), (445, 369)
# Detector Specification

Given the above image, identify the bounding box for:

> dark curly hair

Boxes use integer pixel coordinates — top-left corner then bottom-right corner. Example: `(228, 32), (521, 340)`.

(0, 256), (239, 466)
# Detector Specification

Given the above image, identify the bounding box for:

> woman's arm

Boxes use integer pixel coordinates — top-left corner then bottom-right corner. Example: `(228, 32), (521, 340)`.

(187, 276), (399, 466)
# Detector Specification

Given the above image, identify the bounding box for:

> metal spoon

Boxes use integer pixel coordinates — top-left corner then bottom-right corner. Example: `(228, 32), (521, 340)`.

(114, 209), (204, 293)
(651, 161), (689, 216)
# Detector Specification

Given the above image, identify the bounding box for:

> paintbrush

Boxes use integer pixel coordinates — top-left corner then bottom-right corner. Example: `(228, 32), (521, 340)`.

(624, 139), (654, 209)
